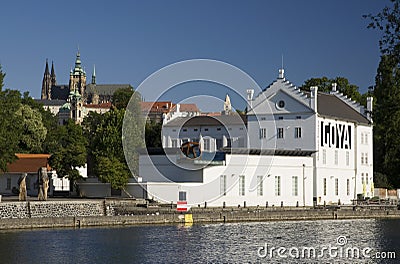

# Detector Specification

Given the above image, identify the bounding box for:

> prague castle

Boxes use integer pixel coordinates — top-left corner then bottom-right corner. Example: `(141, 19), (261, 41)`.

(39, 51), (131, 124)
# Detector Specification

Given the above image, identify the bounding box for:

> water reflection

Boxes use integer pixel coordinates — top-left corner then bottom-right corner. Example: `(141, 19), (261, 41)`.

(0, 219), (398, 263)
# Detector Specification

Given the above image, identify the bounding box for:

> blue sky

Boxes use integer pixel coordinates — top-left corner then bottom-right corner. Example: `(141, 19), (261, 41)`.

(0, 0), (388, 111)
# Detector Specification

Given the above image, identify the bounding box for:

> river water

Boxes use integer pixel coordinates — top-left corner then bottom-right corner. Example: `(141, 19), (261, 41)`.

(0, 219), (398, 263)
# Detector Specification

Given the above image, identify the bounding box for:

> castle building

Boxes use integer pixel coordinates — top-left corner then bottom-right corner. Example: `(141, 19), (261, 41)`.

(39, 51), (132, 124)
(41, 51), (131, 104)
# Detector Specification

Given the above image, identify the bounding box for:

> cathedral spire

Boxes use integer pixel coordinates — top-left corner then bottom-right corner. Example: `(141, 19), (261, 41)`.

(50, 61), (56, 86)
(44, 59), (49, 75)
(51, 61), (55, 76)
(41, 59), (51, 100)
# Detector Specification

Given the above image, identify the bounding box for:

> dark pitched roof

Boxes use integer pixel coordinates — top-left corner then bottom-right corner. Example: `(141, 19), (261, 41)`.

(86, 84), (131, 96)
(164, 114), (247, 127)
(317, 93), (369, 124)
(35, 99), (66, 106)
(50, 85), (70, 101)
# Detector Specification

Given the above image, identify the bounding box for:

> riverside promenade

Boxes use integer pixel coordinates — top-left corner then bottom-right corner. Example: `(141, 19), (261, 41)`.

(0, 197), (399, 230)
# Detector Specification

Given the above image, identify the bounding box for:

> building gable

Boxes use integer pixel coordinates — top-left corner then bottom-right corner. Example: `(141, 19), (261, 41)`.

(249, 77), (312, 115)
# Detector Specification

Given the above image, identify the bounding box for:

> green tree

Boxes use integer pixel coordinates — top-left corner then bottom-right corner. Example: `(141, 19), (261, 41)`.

(372, 55), (400, 187)
(0, 88), (23, 172)
(364, 0), (400, 58)
(16, 104), (47, 153)
(22, 92), (58, 133)
(83, 108), (131, 190)
(145, 121), (162, 148)
(301, 77), (363, 104)
(0, 65), (4, 92)
(112, 86), (134, 110)
(49, 119), (87, 192)
(96, 156), (131, 190)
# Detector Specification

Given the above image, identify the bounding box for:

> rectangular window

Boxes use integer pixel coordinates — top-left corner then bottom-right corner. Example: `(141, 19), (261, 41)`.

(322, 149), (327, 164)
(259, 128), (267, 139)
(172, 139), (179, 148)
(361, 153), (364, 165)
(296, 116), (302, 119)
(292, 176), (298, 196)
(6, 178), (11, 190)
(361, 133), (364, 144)
(346, 151), (350, 166)
(203, 138), (211, 152)
(323, 178), (327, 196)
(295, 127), (302, 138)
(366, 173), (369, 185)
(277, 128), (284, 139)
(347, 179), (350, 196)
(178, 191), (186, 201)
(194, 128), (198, 132)
(217, 128), (221, 131)
(275, 176), (281, 196)
(335, 178), (339, 196)
(361, 173), (364, 184)
(220, 175), (227, 196)
(257, 175), (263, 196)
(335, 150), (338, 165)
(365, 134), (368, 144)
(278, 116), (283, 120)
(204, 128), (209, 131)
(183, 128), (187, 132)
(365, 153), (368, 165)
(239, 175), (245, 196)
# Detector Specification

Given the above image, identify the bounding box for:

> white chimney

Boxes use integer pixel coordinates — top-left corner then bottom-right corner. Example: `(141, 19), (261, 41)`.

(367, 97), (373, 123)
(247, 89), (254, 109)
(278, 68), (285, 79)
(332, 83), (337, 92)
(310, 86), (318, 112)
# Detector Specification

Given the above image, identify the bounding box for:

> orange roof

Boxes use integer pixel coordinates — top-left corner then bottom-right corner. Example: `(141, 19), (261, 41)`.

(141, 101), (200, 114)
(6, 154), (51, 173)
(170, 103), (200, 113)
(140, 101), (174, 113)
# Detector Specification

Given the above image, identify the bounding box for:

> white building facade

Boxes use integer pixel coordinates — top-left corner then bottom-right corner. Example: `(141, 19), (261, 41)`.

(138, 69), (373, 207)
(247, 69), (373, 205)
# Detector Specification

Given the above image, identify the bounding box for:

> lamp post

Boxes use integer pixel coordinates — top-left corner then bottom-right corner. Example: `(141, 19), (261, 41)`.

(303, 164), (306, 207)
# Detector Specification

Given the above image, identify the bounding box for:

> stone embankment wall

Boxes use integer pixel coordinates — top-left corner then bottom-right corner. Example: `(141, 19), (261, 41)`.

(0, 199), (399, 230)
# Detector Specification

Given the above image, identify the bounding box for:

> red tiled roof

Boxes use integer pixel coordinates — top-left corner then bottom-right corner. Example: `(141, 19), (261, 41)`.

(170, 103), (200, 113)
(140, 101), (174, 113)
(141, 101), (200, 114)
(6, 154), (51, 173)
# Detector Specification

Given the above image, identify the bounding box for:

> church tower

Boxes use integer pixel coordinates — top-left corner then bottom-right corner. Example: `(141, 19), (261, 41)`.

(69, 50), (87, 101)
(41, 59), (51, 99)
(50, 61), (57, 87)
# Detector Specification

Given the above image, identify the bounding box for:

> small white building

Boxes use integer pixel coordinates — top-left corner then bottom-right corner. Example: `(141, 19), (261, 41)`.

(139, 148), (314, 207)
(138, 69), (374, 207)
(162, 114), (247, 150)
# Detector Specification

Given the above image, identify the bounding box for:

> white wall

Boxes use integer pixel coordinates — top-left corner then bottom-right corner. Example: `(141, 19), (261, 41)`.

(139, 153), (314, 207)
